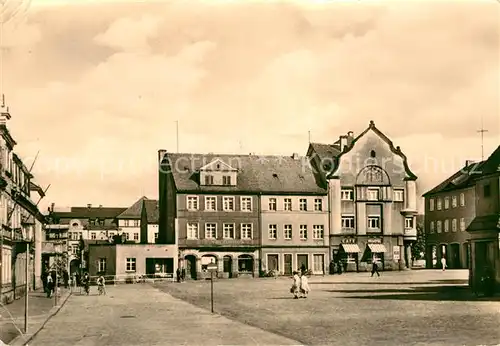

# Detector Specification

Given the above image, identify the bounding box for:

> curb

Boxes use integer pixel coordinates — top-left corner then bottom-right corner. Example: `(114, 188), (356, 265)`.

(8, 292), (72, 346)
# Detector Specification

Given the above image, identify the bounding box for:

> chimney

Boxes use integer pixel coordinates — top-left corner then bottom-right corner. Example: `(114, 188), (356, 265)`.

(339, 135), (348, 152)
(51, 203), (55, 212)
(0, 94), (11, 125)
(87, 203), (92, 209)
(158, 149), (167, 165)
(346, 131), (354, 146)
(465, 160), (476, 167)
(292, 153), (299, 160)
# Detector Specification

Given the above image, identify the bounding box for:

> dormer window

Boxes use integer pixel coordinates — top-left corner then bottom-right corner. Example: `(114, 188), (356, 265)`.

(222, 176), (231, 185)
(204, 175), (214, 185)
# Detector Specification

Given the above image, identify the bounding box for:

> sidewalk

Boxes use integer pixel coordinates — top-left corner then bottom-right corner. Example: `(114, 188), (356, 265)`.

(0, 287), (71, 345)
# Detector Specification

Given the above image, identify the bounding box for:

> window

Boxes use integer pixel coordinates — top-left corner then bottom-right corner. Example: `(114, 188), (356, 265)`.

(367, 216), (380, 229)
(204, 175), (214, 185)
(99, 219), (105, 226)
(154, 232), (159, 241)
(241, 224), (252, 239)
(299, 198), (307, 211)
(299, 225), (307, 240)
(187, 196), (199, 211)
(123, 220), (129, 227)
(444, 219), (449, 232)
(314, 198), (323, 211)
(284, 198), (292, 211)
(341, 189), (353, 201)
(313, 225), (324, 239)
(133, 220), (139, 227)
(90, 232), (96, 240)
(452, 219), (457, 232)
(313, 254), (325, 274)
(187, 222), (199, 239)
(437, 198), (442, 210)
(108, 232), (115, 238)
(460, 193), (465, 206)
(98, 258), (106, 272)
(71, 245), (78, 254)
(437, 221), (442, 233)
(460, 218), (465, 231)
(223, 196), (235, 211)
(133, 233), (139, 240)
(444, 197), (450, 209)
(341, 216), (355, 229)
(205, 196), (216, 211)
(393, 189), (404, 202)
(484, 184), (491, 197)
(222, 176), (231, 185)
(268, 224), (277, 239)
(240, 197), (252, 211)
(367, 188), (379, 201)
(405, 217), (414, 229)
(205, 223), (217, 239)
(269, 198), (277, 211)
(126, 258), (136, 272)
(430, 221), (435, 233)
(223, 223), (235, 239)
(452, 196), (457, 208)
(125, 233), (130, 240)
(429, 199), (434, 211)
(284, 224), (292, 239)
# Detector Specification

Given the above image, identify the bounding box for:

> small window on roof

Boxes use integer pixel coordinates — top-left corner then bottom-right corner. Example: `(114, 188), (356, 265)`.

(370, 150), (376, 158)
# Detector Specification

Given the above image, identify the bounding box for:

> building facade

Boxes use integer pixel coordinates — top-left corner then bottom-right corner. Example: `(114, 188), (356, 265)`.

(116, 196), (159, 244)
(422, 161), (480, 269)
(466, 146), (500, 292)
(308, 120), (418, 272)
(0, 98), (46, 303)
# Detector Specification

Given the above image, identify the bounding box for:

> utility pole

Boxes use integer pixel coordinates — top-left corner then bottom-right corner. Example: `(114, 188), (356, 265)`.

(477, 117), (488, 161)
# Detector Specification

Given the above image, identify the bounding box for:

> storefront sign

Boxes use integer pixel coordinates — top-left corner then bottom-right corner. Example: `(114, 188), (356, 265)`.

(393, 246), (400, 261)
(341, 237), (356, 244)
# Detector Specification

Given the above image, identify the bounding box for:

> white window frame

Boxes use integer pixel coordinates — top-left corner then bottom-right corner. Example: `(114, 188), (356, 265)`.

(223, 223), (235, 239)
(154, 232), (159, 241)
(312, 225), (324, 239)
(126, 258), (136, 272)
(240, 196), (253, 212)
(459, 193), (465, 206)
(341, 216), (355, 229)
(133, 232), (139, 240)
(98, 258), (106, 272)
(187, 222), (199, 239)
(299, 225), (307, 240)
(452, 196), (457, 208)
(444, 197), (450, 209)
(393, 189), (404, 202)
(429, 198), (434, 211)
(314, 198), (323, 211)
(404, 217), (414, 229)
(299, 198), (307, 211)
(430, 221), (435, 233)
(283, 198), (292, 211)
(90, 232), (96, 240)
(187, 196), (199, 211)
(268, 224), (277, 239)
(312, 254), (325, 274)
(124, 220), (130, 227)
(444, 219), (449, 232)
(284, 224), (292, 240)
(133, 220), (139, 227)
(460, 218), (465, 231)
(241, 223), (253, 239)
(437, 198), (442, 210)
(222, 196), (235, 211)
(269, 198), (277, 211)
(341, 189), (353, 201)
(451, 218), (457, 232)
(367, 215), (381, 229)
(367, 188), (380, 201)
(205, 196), (217, 211)
(222, 175), (232, 185)
(437, 220), (442, 233)
(205, 223), (217, 239)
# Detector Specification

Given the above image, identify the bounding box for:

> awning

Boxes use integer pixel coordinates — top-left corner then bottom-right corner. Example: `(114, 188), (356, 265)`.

(341, 243), (361, 253)
(368, 243), (387, 253)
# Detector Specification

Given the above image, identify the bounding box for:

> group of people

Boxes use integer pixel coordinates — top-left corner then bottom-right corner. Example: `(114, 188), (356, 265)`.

(176, 268), (187, 283)
(290, 270), (311, 299)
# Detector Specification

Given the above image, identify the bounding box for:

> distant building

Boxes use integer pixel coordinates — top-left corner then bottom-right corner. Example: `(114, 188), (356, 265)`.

(307, 120), (419, 272)
(466, 146), (500, 292)
(422, 161), (481, 269)
(116, 196), (159, 244)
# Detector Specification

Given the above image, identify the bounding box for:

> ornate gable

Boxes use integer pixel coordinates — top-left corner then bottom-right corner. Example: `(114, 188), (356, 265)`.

(199, 158), (237, 172)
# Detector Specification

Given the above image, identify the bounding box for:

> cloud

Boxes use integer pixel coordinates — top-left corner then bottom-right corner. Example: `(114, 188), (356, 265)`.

(2, 1), (498, 211)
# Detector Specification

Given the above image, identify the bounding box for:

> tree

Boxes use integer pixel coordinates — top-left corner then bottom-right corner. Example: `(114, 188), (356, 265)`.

(50, 251), (69, 277)
(411, 222), (426, 261)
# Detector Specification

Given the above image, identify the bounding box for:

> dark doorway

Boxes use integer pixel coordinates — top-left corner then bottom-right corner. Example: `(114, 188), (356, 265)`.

(69, 259), (79, 275)
(146, 258), (174, 278)
(223, 256), (232, 277)
(450, 244), (460, 269)
(267, 254), (279, 272)
(185, 255), (197, 279)
(297, 254), (308, 271)
(463, 243), (470, 269)
(238, 255), (253, 276)
(284, 254), (292, 275)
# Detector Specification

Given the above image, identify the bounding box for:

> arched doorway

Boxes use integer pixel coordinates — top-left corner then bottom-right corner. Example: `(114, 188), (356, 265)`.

(223, 256), (232, 278)
(238, 255), (254, 277)
(184, 255), (197, 279)
(69, 259), (79, 275)
(450, 243), (460, 269)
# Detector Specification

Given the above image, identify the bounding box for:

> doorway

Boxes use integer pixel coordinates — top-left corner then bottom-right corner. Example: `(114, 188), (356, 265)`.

(463, 243), (470, 269)
(297, 254), (308, 272)
(450, 244), (460, 269)
(223, 256), (232, 277)
(284, 254), (292, 275)
(185, 255), (197, 279)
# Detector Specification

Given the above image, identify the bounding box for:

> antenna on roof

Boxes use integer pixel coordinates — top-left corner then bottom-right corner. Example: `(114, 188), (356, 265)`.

(477, 116), (488, 161)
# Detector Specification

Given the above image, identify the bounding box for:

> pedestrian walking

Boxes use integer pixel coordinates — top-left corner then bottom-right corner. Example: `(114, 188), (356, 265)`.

(46, 275), (54, 298)
(290, 271), (301, 299)
(300, 272), (310, 298)
(181, 268), (186, 282)
(371, 257), (380, 277)
(176, 268), (181, 283)
(441, 257), (447, 271)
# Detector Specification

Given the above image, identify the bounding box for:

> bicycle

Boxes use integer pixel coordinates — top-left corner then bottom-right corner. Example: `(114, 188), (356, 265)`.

(98, 285), (105, 295)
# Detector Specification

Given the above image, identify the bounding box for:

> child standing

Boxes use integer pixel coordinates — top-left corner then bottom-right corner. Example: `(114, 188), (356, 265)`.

(300, 273), (310, 298)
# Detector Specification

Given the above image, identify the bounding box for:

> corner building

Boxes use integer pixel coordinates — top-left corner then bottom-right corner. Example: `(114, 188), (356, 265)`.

(308, 120), (418, 271)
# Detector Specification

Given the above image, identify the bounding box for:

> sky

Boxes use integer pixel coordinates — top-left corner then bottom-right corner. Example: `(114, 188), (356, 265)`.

(1, 0), (498, 212)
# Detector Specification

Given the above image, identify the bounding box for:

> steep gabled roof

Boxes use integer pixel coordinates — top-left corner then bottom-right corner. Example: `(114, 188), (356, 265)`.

(144, 199), (159, 223)
(161, 153), (327, 195)
(422, 161), (485, 197)
(117, 196), (148, 219)
(478, 145), (500, 176)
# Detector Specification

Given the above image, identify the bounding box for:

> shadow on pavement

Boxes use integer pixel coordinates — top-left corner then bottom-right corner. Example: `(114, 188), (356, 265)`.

(336, 285), (500, 302)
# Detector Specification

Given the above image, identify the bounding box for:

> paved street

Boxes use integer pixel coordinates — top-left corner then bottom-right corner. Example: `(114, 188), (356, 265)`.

(28, 270), (500, 346)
